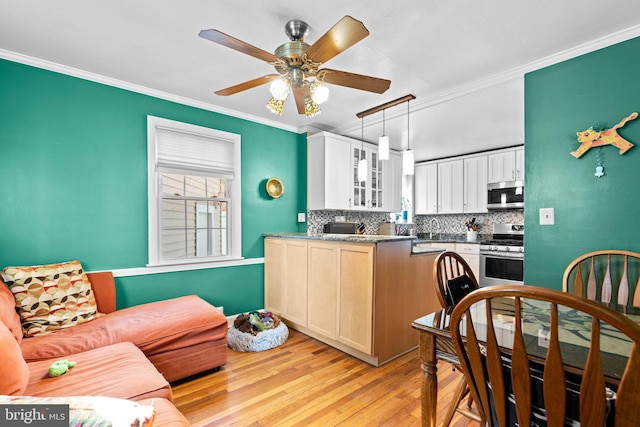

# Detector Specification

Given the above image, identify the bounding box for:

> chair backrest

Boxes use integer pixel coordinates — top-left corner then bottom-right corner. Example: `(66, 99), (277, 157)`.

(433, 251), (479, 308)
(450, 284), (640, 427)
(563, 250), (640, 314)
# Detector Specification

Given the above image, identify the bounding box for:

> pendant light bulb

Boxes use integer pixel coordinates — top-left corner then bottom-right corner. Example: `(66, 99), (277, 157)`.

(379, 110), (389, 160)
(358, 158), (368, 182)
(402, 100), (414, 175)
(358, 117), (367, 183)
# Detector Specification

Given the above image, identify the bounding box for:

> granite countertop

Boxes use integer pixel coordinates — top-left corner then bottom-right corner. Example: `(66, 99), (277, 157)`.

(262, 232), (416, 243)
(413, 232), (488, 244)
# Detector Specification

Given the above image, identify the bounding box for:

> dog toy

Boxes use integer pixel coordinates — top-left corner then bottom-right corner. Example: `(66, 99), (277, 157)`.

(48, 360), (76, 377)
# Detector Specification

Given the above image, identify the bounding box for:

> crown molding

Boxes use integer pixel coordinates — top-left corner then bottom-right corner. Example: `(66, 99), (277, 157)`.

(335, 24), (640, 136)
(0, 49), (300, 134)
(3, 23), (640, 137)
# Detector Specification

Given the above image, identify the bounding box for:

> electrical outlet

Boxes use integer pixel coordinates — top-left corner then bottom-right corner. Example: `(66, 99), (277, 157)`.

(297, 212), (306, 223)
(538, 328), (550, 348)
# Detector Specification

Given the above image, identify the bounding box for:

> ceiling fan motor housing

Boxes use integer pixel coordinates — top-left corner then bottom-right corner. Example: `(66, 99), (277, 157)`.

(284, 20), (310, 41)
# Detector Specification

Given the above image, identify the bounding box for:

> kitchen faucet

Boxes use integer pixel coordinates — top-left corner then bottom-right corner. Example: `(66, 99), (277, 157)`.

(429, 218), (440, 239)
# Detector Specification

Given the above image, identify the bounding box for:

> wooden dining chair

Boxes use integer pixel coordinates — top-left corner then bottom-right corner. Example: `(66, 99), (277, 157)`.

(563, 250), (640, 314)
(450, 284), (640, 427)
(433, 251), (481, 425)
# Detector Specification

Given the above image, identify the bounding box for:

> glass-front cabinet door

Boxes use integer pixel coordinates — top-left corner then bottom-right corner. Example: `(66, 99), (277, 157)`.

(352, 143), (385, 211)
(370, 150), (383, 209)
(352, 145), (367, 209)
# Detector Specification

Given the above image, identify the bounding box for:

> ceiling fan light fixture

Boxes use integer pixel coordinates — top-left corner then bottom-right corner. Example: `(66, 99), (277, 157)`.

(310, 81), (330, 104)
(269, 78), (290, 100)
(304, 97), (321, 118)
(266, 97), (285, 116)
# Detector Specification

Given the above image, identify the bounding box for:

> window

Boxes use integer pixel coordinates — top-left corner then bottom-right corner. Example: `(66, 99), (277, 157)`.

(147, 116), (241, 266)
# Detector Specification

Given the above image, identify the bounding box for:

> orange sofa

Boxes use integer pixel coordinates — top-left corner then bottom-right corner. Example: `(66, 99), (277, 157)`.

(0, 271), (229, 426)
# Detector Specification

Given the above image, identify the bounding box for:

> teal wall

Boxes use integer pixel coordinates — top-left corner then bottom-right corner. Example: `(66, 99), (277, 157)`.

(0, 58), (307, 314)
(524, 37), (640, 290)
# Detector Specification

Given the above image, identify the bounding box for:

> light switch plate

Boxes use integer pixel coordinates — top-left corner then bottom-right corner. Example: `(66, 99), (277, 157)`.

(539, 208), (554, 225)
(297, 212), (306, 223)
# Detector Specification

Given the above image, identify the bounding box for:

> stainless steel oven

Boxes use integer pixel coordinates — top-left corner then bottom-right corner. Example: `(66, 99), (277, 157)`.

(479, 224), (524, 286)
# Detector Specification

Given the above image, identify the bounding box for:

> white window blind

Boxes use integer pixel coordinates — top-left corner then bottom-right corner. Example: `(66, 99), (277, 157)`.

(156, 126), (235, 178)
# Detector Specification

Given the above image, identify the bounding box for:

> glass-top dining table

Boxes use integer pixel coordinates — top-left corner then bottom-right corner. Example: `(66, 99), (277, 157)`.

(411, 297), (637, 427)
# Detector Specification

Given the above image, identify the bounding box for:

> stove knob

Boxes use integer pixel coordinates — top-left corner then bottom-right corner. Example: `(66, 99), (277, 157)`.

(505, 247), (510, 251)
(519, 247), (524, 253)
(491, 246), (498, 251)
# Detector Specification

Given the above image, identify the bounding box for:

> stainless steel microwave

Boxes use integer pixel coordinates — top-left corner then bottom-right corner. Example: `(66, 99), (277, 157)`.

(487, 181), (524, 209)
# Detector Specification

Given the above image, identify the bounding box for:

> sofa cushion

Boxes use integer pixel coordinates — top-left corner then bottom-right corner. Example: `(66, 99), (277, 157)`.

(2, 260), (100, 337)
(20, 295), (228, 364)
(24, 341), (172, 401)
(0, 281), (23, 343)
(0, 395), (155, 427)
(0, 320), (29, 395)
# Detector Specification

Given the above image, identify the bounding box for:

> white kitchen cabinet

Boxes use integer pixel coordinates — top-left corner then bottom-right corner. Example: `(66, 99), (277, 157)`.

(382, 151), (403, 213)
(488, 148), (524, 183)
(308, 132), (401, 212)
(455, 243), (480, 281)
(414, 162), (438, 215)
(463, 155), (488, 213)
(308, 132), (352, 210)
(437, 159), (464, 213)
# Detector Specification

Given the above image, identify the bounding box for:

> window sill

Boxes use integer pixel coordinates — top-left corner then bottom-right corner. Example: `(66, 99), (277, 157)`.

(102, 257), (264, 278)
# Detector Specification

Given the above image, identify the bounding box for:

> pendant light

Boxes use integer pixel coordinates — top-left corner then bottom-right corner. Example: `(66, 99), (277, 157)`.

(378, 109), (390, 160)
(357, 117), (368, 183)
(402, 99), (415, 175)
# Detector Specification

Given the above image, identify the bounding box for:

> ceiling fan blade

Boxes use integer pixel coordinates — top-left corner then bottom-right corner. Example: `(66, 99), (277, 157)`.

(304, 16), (369, 64)
(292, 86), (306, 115)
(199, 29), (280, 63)
(321, 69), (391, 94)
(215, 74), (281, 96)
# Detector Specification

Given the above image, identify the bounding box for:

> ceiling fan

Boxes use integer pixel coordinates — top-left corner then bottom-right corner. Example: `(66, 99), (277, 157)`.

(199, 16), (391, 117)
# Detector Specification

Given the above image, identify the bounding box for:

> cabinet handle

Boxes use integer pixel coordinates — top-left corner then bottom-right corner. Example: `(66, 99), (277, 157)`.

(512, 171), (515, 179)
(348, 198), (351, 207)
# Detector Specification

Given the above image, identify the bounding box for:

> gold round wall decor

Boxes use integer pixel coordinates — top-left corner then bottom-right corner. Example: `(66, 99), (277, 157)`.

(266, 177), (284, 198)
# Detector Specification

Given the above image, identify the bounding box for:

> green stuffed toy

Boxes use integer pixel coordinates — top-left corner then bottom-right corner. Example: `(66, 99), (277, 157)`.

(48, 360), (76, 377)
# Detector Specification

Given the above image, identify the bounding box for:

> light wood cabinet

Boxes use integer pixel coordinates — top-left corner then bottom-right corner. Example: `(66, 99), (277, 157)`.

(336, 243), (374, 354)
(264, 237), (441, 366)
(264, 238), (308, 327)
(307, 241), (338, 339)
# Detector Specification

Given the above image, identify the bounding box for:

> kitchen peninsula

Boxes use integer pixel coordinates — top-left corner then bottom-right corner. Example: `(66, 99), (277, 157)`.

(263, 232), (444, 366)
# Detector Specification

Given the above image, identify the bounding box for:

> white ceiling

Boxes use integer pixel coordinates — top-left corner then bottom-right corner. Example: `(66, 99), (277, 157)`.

(2, 1), (640, 162)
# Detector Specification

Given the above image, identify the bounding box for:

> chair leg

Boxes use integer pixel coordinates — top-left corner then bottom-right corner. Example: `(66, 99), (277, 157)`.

(441, 374), (469, 427)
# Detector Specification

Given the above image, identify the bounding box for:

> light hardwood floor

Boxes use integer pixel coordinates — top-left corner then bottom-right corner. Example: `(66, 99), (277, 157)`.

(172, 329), (479, 427)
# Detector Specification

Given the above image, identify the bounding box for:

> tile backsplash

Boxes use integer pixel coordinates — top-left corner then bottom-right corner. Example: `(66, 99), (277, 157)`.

(307, 210), (524, 236)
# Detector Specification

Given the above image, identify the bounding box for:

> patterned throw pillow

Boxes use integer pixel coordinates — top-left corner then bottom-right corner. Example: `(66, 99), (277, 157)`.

(1, 260), (99, 337)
